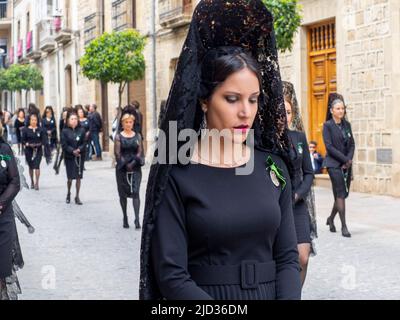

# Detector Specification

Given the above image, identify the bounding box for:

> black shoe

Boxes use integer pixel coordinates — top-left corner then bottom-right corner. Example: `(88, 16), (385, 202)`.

(326, 217), (336, 233)
(66, 193), (71, 204)
(123, 218), (130, 229)
(75, 197), (83, 205)
(31, 183), (35, 189)
(134, 219), (141, 230)
(342, 226), (351, 238)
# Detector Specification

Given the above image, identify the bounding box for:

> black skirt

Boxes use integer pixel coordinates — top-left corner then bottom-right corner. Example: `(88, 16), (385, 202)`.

(24, 147), (42, 170)
(0, 212), (16, 278)
(65, 156), (85, 180)
(116, 168), (142, 198)
(293, 200), (311, 244)
(328, 167), (351, 199)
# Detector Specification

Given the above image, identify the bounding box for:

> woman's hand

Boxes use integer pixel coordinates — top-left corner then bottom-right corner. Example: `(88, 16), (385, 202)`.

(73, 149), (81, 157)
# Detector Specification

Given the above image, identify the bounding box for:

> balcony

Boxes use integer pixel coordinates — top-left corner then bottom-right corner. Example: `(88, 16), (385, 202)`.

(39, 20), (56, 53)
(159, 0), (192, 29)
(54, 16), (73, 45)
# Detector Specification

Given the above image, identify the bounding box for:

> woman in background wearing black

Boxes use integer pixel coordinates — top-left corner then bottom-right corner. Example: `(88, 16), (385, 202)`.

(42, 106), (58, 163)
(283, 81), (315, 286)
(61, 111), (87, 205)
(0, 123), (21, 299)
(323, 93), (355, 238)
(14, 109), (26, 156)
(21, 114), (46, 190)
(114, 110), (144, 229)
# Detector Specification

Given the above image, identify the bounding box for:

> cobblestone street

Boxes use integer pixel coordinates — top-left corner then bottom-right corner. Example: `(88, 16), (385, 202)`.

(14, 154), (400, 300)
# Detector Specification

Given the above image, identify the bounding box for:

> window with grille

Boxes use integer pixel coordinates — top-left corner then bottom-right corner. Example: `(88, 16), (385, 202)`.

(309, 21), (336, 53)
(112, 0), (128, 31)
(84, 13), (98, 45)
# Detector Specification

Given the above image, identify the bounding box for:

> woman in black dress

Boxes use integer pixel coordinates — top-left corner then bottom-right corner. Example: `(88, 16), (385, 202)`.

(54, 107), (70, 175)
(283, 81), (315, 286)
(77, 106), (91, 163)
(323, 93), (355, 238)
(21, 114), (46, 190)
(140, 0), (301, 300)
(114, 111), (144, 229)
(42, 106), (58, 155)
(14, 109), (26, 156)
(0, 123), (21, 300)
(61, 111), (87, 205)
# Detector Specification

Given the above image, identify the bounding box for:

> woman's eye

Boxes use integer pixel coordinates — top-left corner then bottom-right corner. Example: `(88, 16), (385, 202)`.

(225, 96), (238, 103)
(249, 97), (259, 104)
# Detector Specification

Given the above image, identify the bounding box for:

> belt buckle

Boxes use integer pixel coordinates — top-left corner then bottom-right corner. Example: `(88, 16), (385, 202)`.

(241, 260), (259, 289)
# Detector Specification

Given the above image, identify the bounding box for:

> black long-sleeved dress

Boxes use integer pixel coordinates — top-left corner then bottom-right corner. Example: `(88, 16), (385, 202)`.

(21, 127), (47, 170)
(288, 130), (315, 244)
(322, 119), (355, 198)
(151, 148), (301, 300)
(14, 118), (25, 144)
(114, 133), (144, 198)
(61, 127), (87, 180)
(0, 141), (21, 279)
(42, 117), (58, 149)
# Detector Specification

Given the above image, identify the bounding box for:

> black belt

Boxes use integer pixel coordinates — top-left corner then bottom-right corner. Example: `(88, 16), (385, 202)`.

(189, 260), (276, 289)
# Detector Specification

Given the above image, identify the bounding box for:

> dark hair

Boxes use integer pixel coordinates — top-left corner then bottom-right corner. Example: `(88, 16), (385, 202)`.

(199, 46), (261, 101)
(326, 93), (347, 121)
(309, 141), (317, 146)
(91, 104), (97, 111)
(28, 113), (38, 126)
(66, 110), (78, 127)
(131, 100), (140, 109)
(28, 103), (39, 115)
(75, 105), (87, 118)
(43, 106), (55, 119)
(16, 108), (25, 117)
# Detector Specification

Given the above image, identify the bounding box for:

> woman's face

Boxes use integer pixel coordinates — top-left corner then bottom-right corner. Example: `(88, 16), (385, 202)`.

(30, 116), (38, 127)
(122, 117), (134, 131)
(285, 100), (293, 127)
(46, 109), (52, 118)
(77, 109), (84, 119)
(204, 67), (260, 144)
(18, 111), (24, 118)
(331, 102), (345, 120)
(69, 115), (78, 128)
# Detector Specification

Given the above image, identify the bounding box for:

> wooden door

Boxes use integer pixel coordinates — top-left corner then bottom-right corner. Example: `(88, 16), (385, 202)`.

(308, 20), (336, 156)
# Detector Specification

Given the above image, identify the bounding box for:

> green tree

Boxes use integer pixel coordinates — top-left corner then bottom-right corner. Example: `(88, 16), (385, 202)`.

(3, 64), (43, 105)
(80, 29), (146, 110)
(263, 0), (303, 53)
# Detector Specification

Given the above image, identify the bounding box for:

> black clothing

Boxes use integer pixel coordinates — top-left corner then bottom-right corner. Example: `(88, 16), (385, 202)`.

(322, 119), (355, 169)
(79, 119), (90, 134)
(0, 142), (20, 278)
(42, 117), (58, 148)
(61, 127), (87, 180)
(288, 130), (314, 244)
(140, 0), (291, 300)
(115, 133), (144, 198)
(323, 119), (355, 199)
(24, 113), (42, 127)
(59, 118), (66, 133)
(88, 111), (103, 133)
(14, 119), (25, 144)
(21, 127), (46, 170)
(151, 149), (301, 300)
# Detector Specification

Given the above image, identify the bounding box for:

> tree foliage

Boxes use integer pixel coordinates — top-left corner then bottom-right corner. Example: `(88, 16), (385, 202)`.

(80, 29), (146, 109)
(263, 0), (303, 53)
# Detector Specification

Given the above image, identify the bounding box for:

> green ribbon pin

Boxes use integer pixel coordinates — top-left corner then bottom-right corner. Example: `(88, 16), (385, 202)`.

(266, 156), (286, 190)
(0, 154), (11, 161)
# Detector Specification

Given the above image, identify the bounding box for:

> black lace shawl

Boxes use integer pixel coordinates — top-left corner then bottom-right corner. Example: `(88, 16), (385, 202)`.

(139, 0), (290, 300)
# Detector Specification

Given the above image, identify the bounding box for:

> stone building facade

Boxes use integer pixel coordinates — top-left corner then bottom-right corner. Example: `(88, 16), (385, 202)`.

(279, 0), (400, 197)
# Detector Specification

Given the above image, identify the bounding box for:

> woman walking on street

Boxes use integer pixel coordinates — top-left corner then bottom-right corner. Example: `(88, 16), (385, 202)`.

(61, 111), (87, 205)
(283, 81), (316, 286)
(42, 106), (58, 162)
(323, 93), (355, 238)
(114, 109), (144, 229)
(21, 114), (46, 190)
(14, 109), (26, 156)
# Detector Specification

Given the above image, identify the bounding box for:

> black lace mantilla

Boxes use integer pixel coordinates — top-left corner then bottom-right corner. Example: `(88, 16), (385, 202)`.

(139, 0), (290, 300)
